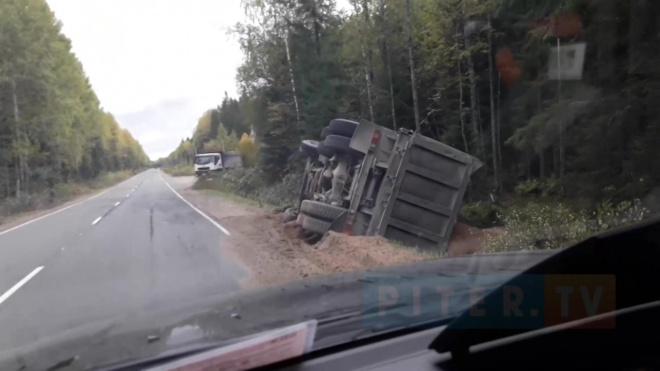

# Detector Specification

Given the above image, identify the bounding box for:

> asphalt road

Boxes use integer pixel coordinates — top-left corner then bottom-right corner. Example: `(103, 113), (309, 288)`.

(0, 169), (247, 351)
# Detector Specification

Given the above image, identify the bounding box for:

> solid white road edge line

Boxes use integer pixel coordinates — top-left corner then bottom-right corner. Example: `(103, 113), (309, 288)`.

(92, 217), (102, 226)
(0, 175), (138, 238)
(158, 170), (230, 236)
(0, 266), (44, 306)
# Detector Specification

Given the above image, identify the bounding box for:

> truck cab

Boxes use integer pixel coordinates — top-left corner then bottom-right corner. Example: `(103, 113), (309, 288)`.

(194, 153), (221, 176)
(194, 152), (242, 176)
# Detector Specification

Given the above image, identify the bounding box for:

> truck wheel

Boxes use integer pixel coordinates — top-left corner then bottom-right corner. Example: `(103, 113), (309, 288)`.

(323, 135), (351, 153)
(301, 200), (346, 222)
(328, 119), (359, 137)
(317, 141), (334, 158)
(323, 135), (364, 161)
(320, 126), (330, 139)
(301, 214), (332, 235)
(283, 207), (297, 222)
(299, 140), (319, 159)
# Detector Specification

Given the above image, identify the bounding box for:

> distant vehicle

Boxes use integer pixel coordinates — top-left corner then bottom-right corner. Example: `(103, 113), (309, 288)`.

(194, 152), (242, 176)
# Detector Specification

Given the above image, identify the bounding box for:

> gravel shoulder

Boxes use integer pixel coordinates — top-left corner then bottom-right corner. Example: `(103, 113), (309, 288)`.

(168, 175), (492, 288)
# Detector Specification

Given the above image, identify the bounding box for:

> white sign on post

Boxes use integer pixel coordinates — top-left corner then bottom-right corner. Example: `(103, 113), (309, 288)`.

(548, 42), (587, 81)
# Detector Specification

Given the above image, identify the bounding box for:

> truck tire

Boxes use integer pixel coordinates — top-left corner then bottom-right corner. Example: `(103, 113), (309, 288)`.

(323, 135), (365, 161)
(299, 140), (319, 159)
(301, 200), (346, 222)
(328, 119), (358, 137)
(323, 135), (351, 153)
(317, 141), (334, 158)
(301, 214), (332, 235)
(320, 126), (330, 139)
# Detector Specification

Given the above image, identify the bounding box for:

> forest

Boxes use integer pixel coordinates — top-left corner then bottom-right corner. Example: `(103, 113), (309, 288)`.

(0, 0), (149, 214)
(163, 0), (660, 222)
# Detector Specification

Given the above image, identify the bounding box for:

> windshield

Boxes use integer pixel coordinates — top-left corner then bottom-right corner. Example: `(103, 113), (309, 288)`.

(195, 155), (215, 165)
(1, 0), (656, 368)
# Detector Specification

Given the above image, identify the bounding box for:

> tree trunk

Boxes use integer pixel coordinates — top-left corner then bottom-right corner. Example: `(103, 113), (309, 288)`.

(629, 0), (650, 76)
(497, 71), (502, 193)
(458, 57), (469, 153)
(353, 0), (375, 121)
(405, 0), (420, 132)
(379, 0), (396, 129)
(386, 46), (396, 129)
(311, 0), (321, 55)
(557, 38), (564, 187)
(463, 21), (484, 159)
(487, 18), (498, 193)
(361, 48), (375, 122)
(283, 31), (301, 126)
(11, 78), (22, 198)
(526, 149), (531, 180)
(537, 81), (544, 180)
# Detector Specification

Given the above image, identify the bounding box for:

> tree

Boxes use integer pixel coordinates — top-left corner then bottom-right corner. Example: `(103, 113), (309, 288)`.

(0, 0), (148, 201)
(155, 0), (660, 208)
(404, 0), (420, 132)
(237, 133), (260, 167)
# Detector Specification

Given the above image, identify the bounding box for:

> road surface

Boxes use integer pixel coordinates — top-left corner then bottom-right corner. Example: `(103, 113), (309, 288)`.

(0, 169), (247, 351)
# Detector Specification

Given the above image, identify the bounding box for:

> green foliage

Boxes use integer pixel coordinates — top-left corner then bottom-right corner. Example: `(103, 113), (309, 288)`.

(237, 133), (260, 168)
(514, 178), (560, 197)
(165, 0), (660, 248)
(0, 0), (148, 202)
(163, 165), (195, 177)
(193, 168), (302, 208)
(486, 199), (649, 253)
(460, 202), (503, 228)
(0, 170), (135, 223)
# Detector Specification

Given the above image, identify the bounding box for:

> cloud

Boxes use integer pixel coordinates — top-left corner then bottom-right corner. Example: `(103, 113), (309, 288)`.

(46, 0), (245, 160)
(116, 98), (199, 160)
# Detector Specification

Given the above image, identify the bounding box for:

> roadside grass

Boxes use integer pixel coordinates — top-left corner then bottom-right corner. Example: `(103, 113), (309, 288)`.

(198, 188), (274, 211)
(0, 169), (138, 225)
(482, 199), (648, 253)
(163, 164), (195, 177)
(192, 168), (301, 209)
(189, 169), (651, 257)
(389, 240), (448, 260)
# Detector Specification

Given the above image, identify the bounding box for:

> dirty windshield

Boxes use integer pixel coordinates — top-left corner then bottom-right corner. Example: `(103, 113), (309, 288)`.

(195, 155), (215, 165)
(0, 0), (657, 368)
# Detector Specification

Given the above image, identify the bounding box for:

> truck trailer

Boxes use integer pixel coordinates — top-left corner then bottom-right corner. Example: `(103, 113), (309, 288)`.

(296, 119), (483, 252)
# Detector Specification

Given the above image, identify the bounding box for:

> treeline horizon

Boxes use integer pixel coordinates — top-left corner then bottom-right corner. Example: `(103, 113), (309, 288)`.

(1, 0), (149, 200)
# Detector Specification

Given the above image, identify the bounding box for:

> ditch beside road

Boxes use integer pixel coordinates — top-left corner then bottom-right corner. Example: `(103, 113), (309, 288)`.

(166, 175), (494, 288)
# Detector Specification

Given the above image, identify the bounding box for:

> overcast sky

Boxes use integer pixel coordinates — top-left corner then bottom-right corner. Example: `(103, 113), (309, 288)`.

(47, 0), (351, 161)
(46, 0), (246, 160)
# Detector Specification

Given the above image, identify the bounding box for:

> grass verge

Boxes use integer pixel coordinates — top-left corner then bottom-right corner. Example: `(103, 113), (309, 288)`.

(198, 188), (273, 211)
(163, 164), (195, 177)
(192, 168), (301, 209)
(0, 169), (138, 225)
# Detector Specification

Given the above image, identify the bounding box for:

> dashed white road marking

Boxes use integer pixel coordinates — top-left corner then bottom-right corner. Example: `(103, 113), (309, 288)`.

(92, 217), (102, 226)
(114, 202), (121, 206)
(0, 266), (44, 306)
(0, 175), (137, 237)
(158, 170), (230, 236)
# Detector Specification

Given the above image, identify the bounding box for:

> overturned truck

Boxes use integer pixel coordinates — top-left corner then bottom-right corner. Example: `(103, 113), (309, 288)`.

(296, 119), (483, 252)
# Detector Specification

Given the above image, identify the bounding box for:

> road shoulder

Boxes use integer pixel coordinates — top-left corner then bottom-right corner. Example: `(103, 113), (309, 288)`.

(164, 174), (436, 288)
